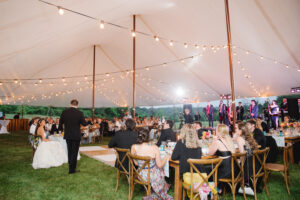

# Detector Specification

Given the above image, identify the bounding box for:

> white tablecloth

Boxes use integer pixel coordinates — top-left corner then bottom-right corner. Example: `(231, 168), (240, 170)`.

(0, 120), (10, 134)
(160, 150), (169, 177)
(49, 135), (80, 160)
(272, 136), (285, 147)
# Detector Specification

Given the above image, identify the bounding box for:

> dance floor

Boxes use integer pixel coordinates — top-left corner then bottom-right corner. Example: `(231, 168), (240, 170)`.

(79, 145), (116, 167)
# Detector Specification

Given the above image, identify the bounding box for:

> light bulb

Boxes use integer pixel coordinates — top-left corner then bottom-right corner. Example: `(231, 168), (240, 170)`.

(62, 77), (66, 82)
(99, 20), (104, 29)
(154, 36), (159, 41)
(260, 56), (264, 60)
(285, 65), (289, 68)
(105, 73), (110, 77)
(163, 63), (167, 67)
(146, 67), (150, 71)
(246, 51), (250, 55)
(84, 75), (88, 80)
(131, 31), (136, 37)
(76, 81), (80, 85)
(181, 59), (185, 63)
(14, 79), (18, 84)
(169, 40), (173, 46)
(49, 83), (53, 86)
(202, 45), (207, 50)
(0, 82), (2, 86)
(274, 60), (278, 64)
(58, 7), (64, 15)
(39, 79), (42, 83)
(195, 44), (199, 49)
(184, 43), (188, 48)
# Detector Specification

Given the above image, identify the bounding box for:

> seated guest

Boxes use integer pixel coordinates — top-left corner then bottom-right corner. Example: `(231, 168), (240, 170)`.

(131, 128), (173, 200)
(257, 117), (269, 134)
(156, 120), (176, 147)
(208, 124), (235, 179)
(193, 121), (205, 139)
(108, 118), (137, 171)
(171, 124), (202, 177)
(29, 117), (40, 135)
(32, 119), (67, 169)
(234, 122), (260, 190)
(247, 119), (266, 149)
(50, 118), (62, 135)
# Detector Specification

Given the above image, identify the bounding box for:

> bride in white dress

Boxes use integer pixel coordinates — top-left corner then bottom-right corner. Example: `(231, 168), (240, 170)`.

(32, 119), (68, 169)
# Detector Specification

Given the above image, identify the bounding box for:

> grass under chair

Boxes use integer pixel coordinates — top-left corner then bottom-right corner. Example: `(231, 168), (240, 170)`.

(0, 131), (299, 200)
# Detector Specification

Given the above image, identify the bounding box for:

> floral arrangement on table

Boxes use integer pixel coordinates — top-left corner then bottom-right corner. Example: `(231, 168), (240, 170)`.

(280, 121), (300, 135)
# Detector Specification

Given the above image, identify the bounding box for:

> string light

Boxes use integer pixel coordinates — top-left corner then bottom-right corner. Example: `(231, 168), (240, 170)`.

(154, 36), (159, 41)
(169, 40), (173, 46)
(99, 20), (104, 29)
(105, 73), (110, 77)
(131, 31), (136, 37)
(49, 83), (53, 86)
(62, 77), (66, 82)
(202, 45), (207, 51)
(195, 44), (199, 49)
(184, 43), (188, 48)
(14, 79), (18, 84)
(0, 82), (2, 86)
(84, 75), (88, 80)
(76, 81), (80, 85)
(58, 7), (64, 15)
(285, 65), (289, 69)
(39, 79), (43, 83)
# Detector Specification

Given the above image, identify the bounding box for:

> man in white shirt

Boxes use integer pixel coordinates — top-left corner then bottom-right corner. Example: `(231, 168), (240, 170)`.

(29, 117), (39, 135)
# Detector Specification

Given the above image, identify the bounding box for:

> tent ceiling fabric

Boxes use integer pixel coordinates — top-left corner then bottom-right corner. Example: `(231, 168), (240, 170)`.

(0, 0), (299, 107)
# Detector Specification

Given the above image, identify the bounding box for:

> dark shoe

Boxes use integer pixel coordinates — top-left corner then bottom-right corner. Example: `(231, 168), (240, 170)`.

(69, 170), (80, 174)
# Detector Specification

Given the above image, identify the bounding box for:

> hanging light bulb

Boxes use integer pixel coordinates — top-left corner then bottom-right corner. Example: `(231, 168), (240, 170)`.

(169, 40), (173, 46)
(84, 75), (88, 80)
(99, 20), (105, 29)
(246, 51), (250, 55)
(297, 69), (300, 72)
(49, 83), (54, 86)
(105, 73), (110, 77)
(180, 59), (185, 63)
(19, 82), (22, 86)
(195, 44), (199, 49)
(202, 45), (207, 50)
(62, 77), (66, 82)
(58, 7), (64, 15)
(146, 67), (150, 71)
(76, 81), (80, 85)
(39, 79), (43, 83)
(260, 56), (264, 60)
(131, 30), (136, 37)
(163, 63), (167, 67)
(154, 36), (159, 41)
(14, 79), (18, 84)
(0, 82), (2, 86)
(184, 43), (188, 48)
(274, 60), (278, 64)
(34, 83), (38, 86)
(285, 65), (289, 68)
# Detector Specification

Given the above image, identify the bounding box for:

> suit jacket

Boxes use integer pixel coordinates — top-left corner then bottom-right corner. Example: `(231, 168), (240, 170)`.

(236, 106), (244, 119)
(253, 128), (266, 149)
(184, 114), (194, 124)
(157, 128), (176, 147)
(250, 105), (258, 118)
(50, 123), (63, 135)
(108, 130), (138, 171)
(59, 107), (88, 140)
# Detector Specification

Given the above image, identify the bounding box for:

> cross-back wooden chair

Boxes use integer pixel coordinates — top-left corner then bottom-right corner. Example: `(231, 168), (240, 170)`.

(266, 143), (292, 194)
(28, 134), (41, 161)
(128, 153), (152, 200)
(114, 148), (130, 193)
(251, 147), (270, 200)
(219, 152), (247, 200)
(182, 158), (223, 200)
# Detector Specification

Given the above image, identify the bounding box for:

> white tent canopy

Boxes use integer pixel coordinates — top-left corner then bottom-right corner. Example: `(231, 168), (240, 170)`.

(0, 0), (299, 107)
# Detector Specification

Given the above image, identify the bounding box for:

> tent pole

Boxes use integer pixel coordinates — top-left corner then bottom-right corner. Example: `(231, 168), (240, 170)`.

(224, 0), (236, 130)
(132, 15), (136, 119)
(92, 45), (96, 120)
(21, 104), (24, 119)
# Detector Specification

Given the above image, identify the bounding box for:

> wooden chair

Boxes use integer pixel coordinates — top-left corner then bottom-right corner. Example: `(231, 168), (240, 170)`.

(251, 147), (270, 200)
(266, 143), (292, 194)
(219, 152), (247, 200)
(28, 134), (41, 161)
(114, 148), (130, 193)
(182, 157), (223, 200)
(128, 153), (152, 200)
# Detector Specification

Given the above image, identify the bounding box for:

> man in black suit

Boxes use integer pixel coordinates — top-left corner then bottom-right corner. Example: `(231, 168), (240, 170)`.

(194, 112), (201, 121)
(59, 99), (88, 174)
(50, 118), (62, 135)
(156, 120), (176, 147)
(247, 119), (266, 149)
(236, 102), (244, 121)
(108, 118), (137, 171)
(183, 108), (194, 124)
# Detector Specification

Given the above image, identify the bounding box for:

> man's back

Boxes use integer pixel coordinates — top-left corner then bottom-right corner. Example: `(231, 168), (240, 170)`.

(59, 107), (87, 140)
(157, 128), (176, 146)
(253, 128), (266, 149)
(108, 130), (137, 149)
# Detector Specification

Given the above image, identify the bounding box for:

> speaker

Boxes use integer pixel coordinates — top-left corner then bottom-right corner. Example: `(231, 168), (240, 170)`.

(287, 98), (300, 120)
(183, 104), (193, 114)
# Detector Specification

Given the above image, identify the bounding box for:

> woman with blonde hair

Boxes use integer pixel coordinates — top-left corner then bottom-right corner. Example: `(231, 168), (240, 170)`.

(208, 124), (235, 179)
(171, 124), (202, 177)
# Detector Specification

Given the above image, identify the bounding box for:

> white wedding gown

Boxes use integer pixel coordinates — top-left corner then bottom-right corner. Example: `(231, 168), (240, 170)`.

(32, 132), (68, 169)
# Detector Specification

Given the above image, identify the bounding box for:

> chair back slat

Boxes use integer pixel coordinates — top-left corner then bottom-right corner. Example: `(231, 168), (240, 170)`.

(114, 148), (130, 175)
(231, 152), (247, 182)
(284, 143), (293, 169)
(187, 158), (222, 200)
(253, 147), (270, 178)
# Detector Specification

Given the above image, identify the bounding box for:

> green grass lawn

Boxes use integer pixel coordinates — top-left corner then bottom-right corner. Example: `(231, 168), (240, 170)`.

(1, 132), (300, 200)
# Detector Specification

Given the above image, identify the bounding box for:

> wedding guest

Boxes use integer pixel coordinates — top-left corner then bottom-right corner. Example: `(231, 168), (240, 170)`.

(108, 118), (137, 171)
(249, 100), (258, 119)
(270, 100), (280, 129)
(236, 102), (244, 121)
(13, 113), (20, 119)
(29, 117), (40, 135)
(156, 120), (176, 147)
(171, 124), (202, 177)
(208, 124), (235, 179)
(247, 119), (266, 149)
(280, 98), (288, 123)
(219, 100), (227, 124)
(131, 128), (173, 200)
(193, 121), (205, 139)
(50, 118), (62, 135)
(183, 108), (194, 124)
(206, 102), (214, 127)
(194, 111), (201, 121)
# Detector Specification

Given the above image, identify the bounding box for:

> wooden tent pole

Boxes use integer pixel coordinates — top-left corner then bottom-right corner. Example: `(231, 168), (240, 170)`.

(132, 15), (136, 119)
(92, 45), (96, 120)
(224, 0), (237, 129)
